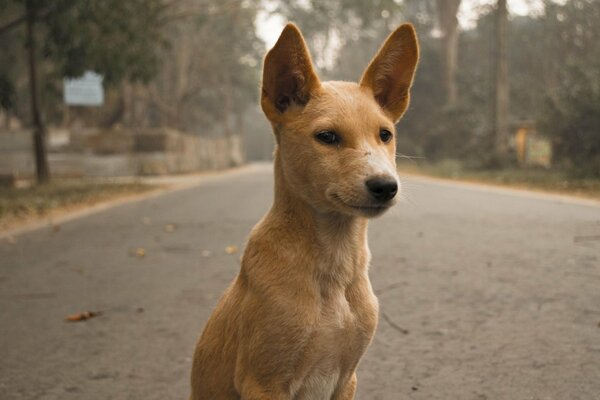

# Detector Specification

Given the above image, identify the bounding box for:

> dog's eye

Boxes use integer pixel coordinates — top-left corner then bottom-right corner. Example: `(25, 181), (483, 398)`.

(379, 129), (393, 143)
(315, 131), (339, 145)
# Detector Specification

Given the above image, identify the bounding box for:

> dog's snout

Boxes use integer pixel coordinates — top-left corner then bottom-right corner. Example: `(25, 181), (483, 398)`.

(366, 177), (398, 202)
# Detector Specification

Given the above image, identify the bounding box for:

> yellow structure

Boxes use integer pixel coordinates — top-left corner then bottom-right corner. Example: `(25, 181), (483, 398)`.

(514, 123), (552, 168)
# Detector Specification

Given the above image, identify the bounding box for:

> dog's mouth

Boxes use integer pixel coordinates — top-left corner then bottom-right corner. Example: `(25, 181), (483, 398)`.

(329, 193), (391, 217)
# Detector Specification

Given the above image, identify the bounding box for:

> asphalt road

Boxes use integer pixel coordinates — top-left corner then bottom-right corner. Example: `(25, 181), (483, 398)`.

(1, 164), (599, 400)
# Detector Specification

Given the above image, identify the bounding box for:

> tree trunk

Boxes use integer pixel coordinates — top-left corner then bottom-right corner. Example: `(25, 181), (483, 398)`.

(494, 0), (509, 163)
(436, 0), (461, 107)
(26, 1), (50, 183)
(4, 110), (11, 129)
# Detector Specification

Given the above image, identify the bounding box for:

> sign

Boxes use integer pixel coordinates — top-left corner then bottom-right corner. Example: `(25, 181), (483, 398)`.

(64, 71), (104, 106)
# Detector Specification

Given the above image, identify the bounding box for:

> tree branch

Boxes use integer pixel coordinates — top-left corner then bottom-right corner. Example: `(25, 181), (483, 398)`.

(0, 5), (58, 36)
(0, 14), (27, 36)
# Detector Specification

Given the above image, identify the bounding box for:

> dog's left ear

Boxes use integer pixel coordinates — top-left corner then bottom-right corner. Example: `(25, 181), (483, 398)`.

(261, 23), (321, 124)
(360, 24), (419, 122)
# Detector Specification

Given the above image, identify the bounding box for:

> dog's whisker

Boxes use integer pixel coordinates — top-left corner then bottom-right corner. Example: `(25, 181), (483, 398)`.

(395, 153), (424, 160)
(398, 192), (414, 206)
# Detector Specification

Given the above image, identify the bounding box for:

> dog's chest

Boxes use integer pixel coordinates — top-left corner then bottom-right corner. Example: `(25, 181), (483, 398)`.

(292, 289), (376, 400)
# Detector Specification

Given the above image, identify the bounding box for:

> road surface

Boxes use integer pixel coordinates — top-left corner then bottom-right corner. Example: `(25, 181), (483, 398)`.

(1, 164), (599, 399)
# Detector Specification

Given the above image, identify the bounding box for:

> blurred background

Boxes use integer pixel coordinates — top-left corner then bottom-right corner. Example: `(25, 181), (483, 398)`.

(1, 0), (598, 184)
(1, 2), (599, 399)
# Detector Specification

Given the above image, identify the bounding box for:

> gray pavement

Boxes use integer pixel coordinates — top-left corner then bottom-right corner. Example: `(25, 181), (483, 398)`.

(1, 164), (599, 400)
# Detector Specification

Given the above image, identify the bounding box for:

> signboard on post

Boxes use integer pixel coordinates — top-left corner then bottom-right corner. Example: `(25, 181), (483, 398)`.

(63, 71), (104, 106)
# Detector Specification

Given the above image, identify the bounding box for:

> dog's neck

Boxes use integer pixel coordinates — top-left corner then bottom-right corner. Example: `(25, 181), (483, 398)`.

(271, 152), (369, 286)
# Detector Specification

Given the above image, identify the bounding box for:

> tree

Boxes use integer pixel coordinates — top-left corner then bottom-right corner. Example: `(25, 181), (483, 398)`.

(493, 0), (509, 164)
(0, 0), (168, 183)
(436, 0), (461, 106)
(275, 0), (402, 72)
(535, 0), (600, 176)
(25, 0), (49, 182)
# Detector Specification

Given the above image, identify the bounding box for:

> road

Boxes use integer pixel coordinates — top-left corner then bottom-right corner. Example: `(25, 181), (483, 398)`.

(1, 164), (599, 400)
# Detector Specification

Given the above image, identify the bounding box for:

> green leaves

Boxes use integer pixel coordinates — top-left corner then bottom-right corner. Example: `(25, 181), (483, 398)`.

(41, 0), (166, 85)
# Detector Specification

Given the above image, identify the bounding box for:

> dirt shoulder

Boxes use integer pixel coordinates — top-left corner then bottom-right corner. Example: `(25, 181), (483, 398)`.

(398, 161), (600, 201)
(0, 180), (160, 235)
(0, 165), (266, 238)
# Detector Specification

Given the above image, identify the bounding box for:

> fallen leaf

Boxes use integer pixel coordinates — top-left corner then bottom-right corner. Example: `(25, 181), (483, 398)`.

(135, 248), (146, 258)
(201, 250), (212, 258)
(141, 217), (151, 225)
(65, 311), (102, 322)
(6, 236), (17, 244)
(164, 223), (176, 233)
(225, 245), (238, 255)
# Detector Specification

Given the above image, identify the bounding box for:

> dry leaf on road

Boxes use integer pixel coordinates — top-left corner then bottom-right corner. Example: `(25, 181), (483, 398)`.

(65, 311), (102, 322)
(225, 245), (238, 255)
(134, 248), (146, 258)
(201, 250), (212, 257)
(164, 223), (176, 232)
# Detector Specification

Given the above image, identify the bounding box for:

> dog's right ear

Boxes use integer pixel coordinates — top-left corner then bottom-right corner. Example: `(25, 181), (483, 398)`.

(261, 23), (321, 123)
(360, 24), (419, 122)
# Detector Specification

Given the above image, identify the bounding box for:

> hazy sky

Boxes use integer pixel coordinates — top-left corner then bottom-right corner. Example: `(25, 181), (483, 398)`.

(257, 0), (546, 48)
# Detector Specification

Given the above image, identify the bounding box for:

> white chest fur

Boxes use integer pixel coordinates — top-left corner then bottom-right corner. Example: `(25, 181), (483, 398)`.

(290, 290), (362, 400)
(298, 368), (341, 400)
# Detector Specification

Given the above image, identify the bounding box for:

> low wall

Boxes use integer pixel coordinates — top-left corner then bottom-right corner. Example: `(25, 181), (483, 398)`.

(0, 128), (244, 178)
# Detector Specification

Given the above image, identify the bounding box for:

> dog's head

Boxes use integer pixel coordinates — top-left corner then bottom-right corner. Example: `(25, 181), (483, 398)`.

(261, 23), (419, 218)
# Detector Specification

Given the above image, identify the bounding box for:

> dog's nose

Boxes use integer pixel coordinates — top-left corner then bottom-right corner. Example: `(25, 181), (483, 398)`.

(366, 177), (398, 202)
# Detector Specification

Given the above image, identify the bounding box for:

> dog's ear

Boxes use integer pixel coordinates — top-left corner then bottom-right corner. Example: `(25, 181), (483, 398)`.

(360, 24), (419, 122)
(261, 23), (320, 123)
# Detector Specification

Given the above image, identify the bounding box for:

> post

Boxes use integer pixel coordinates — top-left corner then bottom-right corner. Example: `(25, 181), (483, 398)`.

(436, 0), (462, 107)
(494, 0), (509, 164)
(26, 0), (50, 183)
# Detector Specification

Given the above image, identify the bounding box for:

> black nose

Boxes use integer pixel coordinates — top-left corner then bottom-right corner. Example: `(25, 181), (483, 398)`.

(366, 177), (398, 202)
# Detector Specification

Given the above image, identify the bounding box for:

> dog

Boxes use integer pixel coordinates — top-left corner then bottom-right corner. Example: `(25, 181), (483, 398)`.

(190, 22), (419, 400)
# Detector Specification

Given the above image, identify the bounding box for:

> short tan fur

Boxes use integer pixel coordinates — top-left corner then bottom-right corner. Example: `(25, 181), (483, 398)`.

(190, 22), (419, 400)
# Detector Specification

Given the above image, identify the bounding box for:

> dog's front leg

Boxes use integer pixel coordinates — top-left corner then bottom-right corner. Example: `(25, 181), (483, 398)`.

(238, 384), (290, 400)
(235, 372), (292, 400)
(233, 314), (306, 400)
(332, 373), (357, 400)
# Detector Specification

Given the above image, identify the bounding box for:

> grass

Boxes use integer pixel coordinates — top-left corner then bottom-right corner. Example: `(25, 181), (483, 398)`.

(398, 159), (600, 200)
(0, 180), (157, 231)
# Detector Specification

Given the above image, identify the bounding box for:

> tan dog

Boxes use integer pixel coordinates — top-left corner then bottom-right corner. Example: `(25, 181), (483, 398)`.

(190, 23), (419, 400)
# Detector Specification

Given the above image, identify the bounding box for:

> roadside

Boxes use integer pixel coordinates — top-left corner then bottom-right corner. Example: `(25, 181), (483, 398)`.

(0, 179), (159, 234)
(398, 160), (600, 200)
(3, 160), (597, 239)
(0, 164), (267, 238)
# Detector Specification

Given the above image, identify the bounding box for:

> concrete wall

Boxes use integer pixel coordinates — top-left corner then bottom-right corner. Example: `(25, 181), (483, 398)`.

(0, 128), (243, 178)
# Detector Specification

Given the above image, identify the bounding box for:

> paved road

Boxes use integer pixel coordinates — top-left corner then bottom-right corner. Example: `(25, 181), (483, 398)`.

(1, 165), (599, 400)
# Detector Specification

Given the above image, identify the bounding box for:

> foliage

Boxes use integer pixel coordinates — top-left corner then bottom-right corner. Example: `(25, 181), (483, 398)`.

(41, 0), (167, 85)
(0, 0), (264, 135)
(534, 0), (600, 177)
(149, 0), (264, 132)
(398, 0), (600, 176)
(1, 0), (598, 177)
(0, 0), (167, 125)
(0, 1), (24, 113)
(275, 0), (402, 70)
